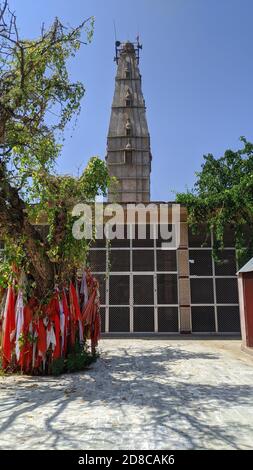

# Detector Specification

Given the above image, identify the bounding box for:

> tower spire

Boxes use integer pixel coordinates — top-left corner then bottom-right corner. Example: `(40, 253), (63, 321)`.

(106, 40), (152, 203)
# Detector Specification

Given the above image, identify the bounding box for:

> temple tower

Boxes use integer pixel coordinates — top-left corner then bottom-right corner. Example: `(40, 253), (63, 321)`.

(106, 40), (152, 202)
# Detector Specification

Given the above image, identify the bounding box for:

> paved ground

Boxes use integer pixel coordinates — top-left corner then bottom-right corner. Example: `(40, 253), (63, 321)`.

(0, 338), (253, 450)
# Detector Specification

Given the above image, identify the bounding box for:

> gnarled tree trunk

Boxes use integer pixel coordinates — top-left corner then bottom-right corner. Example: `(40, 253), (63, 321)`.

(0, 162), (54, 298)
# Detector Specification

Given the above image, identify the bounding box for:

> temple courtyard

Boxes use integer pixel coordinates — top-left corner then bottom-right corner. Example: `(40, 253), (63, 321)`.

(0, 338), (252, 450)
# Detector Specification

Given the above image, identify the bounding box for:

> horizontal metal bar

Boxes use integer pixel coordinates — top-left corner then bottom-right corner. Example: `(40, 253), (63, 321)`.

(191, 331), (240, 335)
(93, 272), (178, 275)
(102, 332), (181, 336)
(191, 303), (239, 306)
(101, 304), (179, 307)
(189, 275), (237, 279)
(90, 247), (178, 250)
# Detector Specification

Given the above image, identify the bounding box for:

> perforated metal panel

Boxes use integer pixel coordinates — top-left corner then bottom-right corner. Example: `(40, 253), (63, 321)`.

(92, 225), (106, 248)
(190, 278), (214, 304)
(88, 250), (106, 272)
(109, 307), (130, 332)
(109, 275), (130, 305)
(189, 225), (240, 334)
(132, 224), (155, 247)
(110, 225), (130, 247)
(188, 226), (211, 247)
(156, 224), (176, 248)
(214, 225), (235, 247)
(214, 250), (237, 276)
(158, 307), (179, 332)
(157, 274), (178, 304)
(134, 307), (154, 332)
(133, 275), (154, 304)
(191, 306), (216, 332)
(133, 250), (154, 271)
(110, 250), (130, 271)
(217, 306), (240, 332)
(157, 250), (177, 272)
(189, 250), (213, 276)
(89, 225), (179, 335)
(88, 221), (240, 335)
(215, 278), (238, 303)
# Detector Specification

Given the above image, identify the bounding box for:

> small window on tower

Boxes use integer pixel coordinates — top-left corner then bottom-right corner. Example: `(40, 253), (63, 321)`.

(126, 128), (131, 136)
(125, 99), (132, 107)
(125, 70), (131, 79)
(125, 150), (132, 164)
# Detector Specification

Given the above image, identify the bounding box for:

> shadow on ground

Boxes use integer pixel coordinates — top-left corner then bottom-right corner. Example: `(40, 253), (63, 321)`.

(0, 342), (252, 449)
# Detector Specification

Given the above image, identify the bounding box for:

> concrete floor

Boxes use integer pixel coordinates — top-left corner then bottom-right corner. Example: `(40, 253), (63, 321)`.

(0, 339), (253, 450)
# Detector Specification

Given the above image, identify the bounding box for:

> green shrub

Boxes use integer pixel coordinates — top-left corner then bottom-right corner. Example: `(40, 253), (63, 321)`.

(65, 343), (94, 373)
(51, 357), (65, 376)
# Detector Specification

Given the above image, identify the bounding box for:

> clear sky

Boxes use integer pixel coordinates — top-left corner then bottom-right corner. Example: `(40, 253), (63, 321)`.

(9, 0), (253, 200)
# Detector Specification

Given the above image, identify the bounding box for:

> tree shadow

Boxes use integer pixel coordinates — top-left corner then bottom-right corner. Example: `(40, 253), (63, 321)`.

(0, 343), (252, 450)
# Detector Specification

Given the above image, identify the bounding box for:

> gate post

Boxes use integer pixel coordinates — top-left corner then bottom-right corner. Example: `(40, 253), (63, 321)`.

(238, 273), (247, 347)
(178, 221), (191, 333)
(237, 259), (253, 352)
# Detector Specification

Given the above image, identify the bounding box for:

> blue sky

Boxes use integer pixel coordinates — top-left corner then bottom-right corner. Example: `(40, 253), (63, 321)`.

(9, 0), (253, 200)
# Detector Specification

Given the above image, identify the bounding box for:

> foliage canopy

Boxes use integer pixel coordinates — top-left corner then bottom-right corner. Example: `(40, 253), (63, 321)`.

(176, 137), (253, 266)
(0, 1), (111, 298)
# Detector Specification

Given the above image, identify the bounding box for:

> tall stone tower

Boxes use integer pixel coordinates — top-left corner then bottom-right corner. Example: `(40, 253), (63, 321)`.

(106, 40), (152, 202)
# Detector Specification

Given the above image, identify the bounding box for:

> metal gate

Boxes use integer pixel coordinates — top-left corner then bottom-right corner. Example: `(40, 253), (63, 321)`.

(88, 225), (179, 334)
(189, 227), (241, 334)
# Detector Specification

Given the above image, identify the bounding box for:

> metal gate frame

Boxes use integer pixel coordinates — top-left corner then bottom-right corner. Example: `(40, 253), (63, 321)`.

(89, 229), (179, 334)
(189, 230), (240, 334)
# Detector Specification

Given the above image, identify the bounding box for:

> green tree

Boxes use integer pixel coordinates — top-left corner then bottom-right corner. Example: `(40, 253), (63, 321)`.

(176, 137), (253, 266)
(0, 1), (111, 299)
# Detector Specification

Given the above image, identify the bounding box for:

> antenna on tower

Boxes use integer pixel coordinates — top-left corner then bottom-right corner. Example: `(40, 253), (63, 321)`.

(135, 32), (142, 64)
(113, 19), (117, 42)
(113, 20), (120, 63)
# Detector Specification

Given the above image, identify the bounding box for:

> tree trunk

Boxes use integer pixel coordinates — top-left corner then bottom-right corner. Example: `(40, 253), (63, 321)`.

(0, 163), (54, 298)
(23, 220), (55, 298)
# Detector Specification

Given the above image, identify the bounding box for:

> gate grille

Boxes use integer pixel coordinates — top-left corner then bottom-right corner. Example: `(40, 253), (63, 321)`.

(89, 228), (179, 333)
(133, 250), (154, 271)
(88, 250), (106, 272)
(190, 278), (214, 304)
(189, 226), (240, 334)
(191, 306), (216, 332)
(110, 250), (130, 271)
(134, 307), (154, 332)
(156, 224), (175, 247)
(109, 275), (130, 305)
(189, 250), (212, 276)
(215, 278), (238, 304)
(157, 274), (178, 304)
(214, 250), (237, 276)
(133, 275), (154, 305)
(158, 307), (178, 332)
(132, 224), (155, 247)
(109, 307), (130, 332)
(110, 225), (130, 247)
(157, 250), (177, 272)
(188, 225), (211, 247)
(217, 306), (240, 332)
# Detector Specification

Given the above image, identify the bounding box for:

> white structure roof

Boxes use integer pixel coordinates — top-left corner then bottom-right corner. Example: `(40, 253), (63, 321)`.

(237, 257), (253, 274)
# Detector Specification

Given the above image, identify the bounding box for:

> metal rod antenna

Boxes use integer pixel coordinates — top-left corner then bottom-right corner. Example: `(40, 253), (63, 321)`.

(113, 19), (117, 42)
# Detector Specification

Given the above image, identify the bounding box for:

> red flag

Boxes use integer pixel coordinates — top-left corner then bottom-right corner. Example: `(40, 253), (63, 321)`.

(69, 282), (81, 321)
(2, 285), (16, 367)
